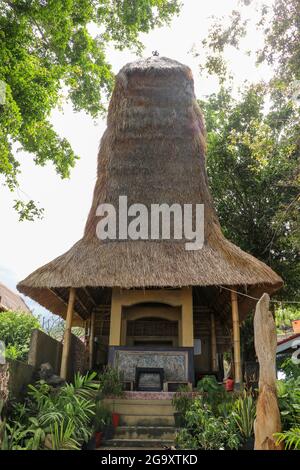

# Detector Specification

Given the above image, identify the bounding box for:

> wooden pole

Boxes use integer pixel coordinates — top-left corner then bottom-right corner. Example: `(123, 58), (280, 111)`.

(210, 313), (218, 371)
(60, 287), (76, 380)
(230, 289), (242, 386)
(89, 311), (96, 370)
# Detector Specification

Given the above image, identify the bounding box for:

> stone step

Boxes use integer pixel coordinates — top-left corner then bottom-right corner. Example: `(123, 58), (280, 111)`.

(104, 399), (174, 416)
(120, 414), (175, 426)
(102, 439), (174, 449)
(108, 398), (174, 405)
(115, 426), (176, 440)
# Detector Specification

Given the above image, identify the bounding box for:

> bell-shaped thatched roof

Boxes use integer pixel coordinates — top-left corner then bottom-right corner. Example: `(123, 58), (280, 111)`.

(18, 57), (282, 320)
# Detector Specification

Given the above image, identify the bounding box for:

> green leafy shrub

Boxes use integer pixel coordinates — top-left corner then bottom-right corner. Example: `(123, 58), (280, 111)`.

(94, 402), (112, 433)
(98, 367), (124, 398)
(231, 392), (256, 441)
(196, 375), (228, 412)
(176, 397), (241, 450)
(278, 357), (300, 380)
(1, 372), (99, 450)
(277, 377), (300, 430)
(172, 385), (192, 415)
(0, 311), (40, 361)
(275, 427), (300, 450)
(275, 306), (300, 335)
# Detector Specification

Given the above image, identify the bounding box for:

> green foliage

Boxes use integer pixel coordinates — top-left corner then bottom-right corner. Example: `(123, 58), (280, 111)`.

(258, 0), (300, 85)
(196, 375), (227, 412)
(2, 372), (100, 450)
(176, 383), (257, 450)
(176, 396), (241, 450)
(68, 371), (99, 399)
(231, 391), (256, 440)
(0, 310), (40, 361)
(275, 427), (300, 450)
(275, 306), (300, 334)
(193, 0), (300, 303)
(240, 313), (256, 361)
(201, 83), (300, 301)
(98, 366), (123, 398)
(0, 0), (181, 219)
(49, 419), (80, 450)
(277, 376), (300, 430)
(278, 357), (300, 380)
(171, 385), (192, 415)
(1, 419), (46, 450)
(275, 361), (300, 450)
(93, 401), (111, 432)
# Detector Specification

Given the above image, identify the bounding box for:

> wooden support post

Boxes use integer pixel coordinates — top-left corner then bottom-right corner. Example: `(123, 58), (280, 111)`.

(210, 313), (218, 371)
(89, 311), (96, 370)
(109, 288), (122, 346)
(60, 287), (76, 380)
(231, 289), (242, 386)
(181, 287), (194, 347)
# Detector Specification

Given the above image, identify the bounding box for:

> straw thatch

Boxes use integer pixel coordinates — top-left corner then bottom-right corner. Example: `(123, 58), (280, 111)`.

(18, 57), (282, 319)
(0, 281), (30, 313)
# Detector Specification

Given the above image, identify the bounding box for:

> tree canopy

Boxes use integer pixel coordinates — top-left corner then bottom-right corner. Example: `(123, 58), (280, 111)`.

(0, 310), (40, 361)
(196, 0), (300, 302)
(201, 84), (299, 301)
(0, 0), (181, 219)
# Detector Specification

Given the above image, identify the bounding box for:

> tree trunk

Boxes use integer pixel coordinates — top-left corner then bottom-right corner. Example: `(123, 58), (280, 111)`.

(254, 293), (283, 450)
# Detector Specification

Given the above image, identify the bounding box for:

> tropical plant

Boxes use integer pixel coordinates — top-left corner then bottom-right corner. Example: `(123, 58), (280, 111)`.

(66, 371), (99, 399)
(275, 427), (300, 450)
(196, 375), (227, 412)
(49, 420), (80, 451)
(2, 372), (100, 450)
(0, 311), (40, 361)
(277, 377), (300, 429)
(93, 402), (112, 433)
(171, 385), (192, 415)
(176, 397), (241, 450)
(275, 306), (300, 335)
(277, 357), (300, 380)
(217, 400), (235, 419)
(231, 392), (256, 441)
(98, 367), (124, 398)
(27, 381), (96, 444)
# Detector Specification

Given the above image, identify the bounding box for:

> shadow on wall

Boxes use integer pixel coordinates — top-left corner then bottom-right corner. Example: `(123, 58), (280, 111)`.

(0, 359), (34, 402)
(0, 329), (86, 402)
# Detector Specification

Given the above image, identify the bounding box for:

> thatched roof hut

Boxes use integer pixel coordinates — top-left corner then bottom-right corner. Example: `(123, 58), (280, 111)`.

(0, 281), (30, 313)
(18, 57), (282, 325)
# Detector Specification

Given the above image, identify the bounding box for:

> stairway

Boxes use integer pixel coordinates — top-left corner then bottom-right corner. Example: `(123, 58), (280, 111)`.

(101, 398), (176, 450)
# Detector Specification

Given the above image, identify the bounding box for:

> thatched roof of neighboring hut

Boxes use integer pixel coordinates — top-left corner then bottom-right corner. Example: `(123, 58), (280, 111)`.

(0, 281), (30, 313)
(18, 57), (282, 321)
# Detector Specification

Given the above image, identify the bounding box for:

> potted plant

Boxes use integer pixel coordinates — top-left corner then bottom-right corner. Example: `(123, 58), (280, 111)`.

(98, 366), (124, 398)
(98, 367), (124, 428)
(112, 411), (120, 428)
(171, 385), (192, 427)
(175, 396), (240, 450)
(232, 392), (256, 450)
(93, 405), (105, 448)
(103, 413), (114, 440)
(94, 401), (114, 441)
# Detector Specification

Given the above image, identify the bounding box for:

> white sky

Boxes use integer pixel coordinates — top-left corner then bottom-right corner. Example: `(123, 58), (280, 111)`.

(0, 0), (275, 315)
